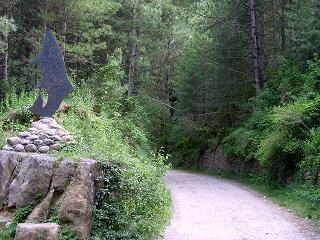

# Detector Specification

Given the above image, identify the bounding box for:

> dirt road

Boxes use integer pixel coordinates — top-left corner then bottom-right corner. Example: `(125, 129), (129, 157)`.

(163, 170), (319, 240)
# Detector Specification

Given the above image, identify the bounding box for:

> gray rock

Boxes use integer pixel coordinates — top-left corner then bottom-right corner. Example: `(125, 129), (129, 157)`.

(39, 134), (49, 140)
(33, 118), (55, 128)
(34, 117), (53, 126)
(50, 144), (60, 151)
(28, 135), (39, 141)
(0, 211), (14, 230)
(50, 135), (61, 141)
(57, 130), (67, 137)
(34, 140), (43, 146)
(58, 159), (102, 240)
(25, 144), (37, 153)
(61, 135), (72, 142)
(18, 132), (31, 138)
(52, 158), (75, 192)
(38, 146), (50, 154)
(7, 137), (20, 146)
(3, 144), (14, 151)
(28, 128), (38, 133)
(32, 118), (65, 131)
(44, 139), (54, 146)
(27, 189), (55, 222)
(46, 129), (56, 136)
(14, 223), (60, 240)
(0, 151), (18, 208)
(8, 155), (56, 208)
(15, 144), (25, 152)
(19, 139), (30, 145)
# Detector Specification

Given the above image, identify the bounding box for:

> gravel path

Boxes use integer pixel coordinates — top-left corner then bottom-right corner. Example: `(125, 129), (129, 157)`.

(163, 170), (320, 240)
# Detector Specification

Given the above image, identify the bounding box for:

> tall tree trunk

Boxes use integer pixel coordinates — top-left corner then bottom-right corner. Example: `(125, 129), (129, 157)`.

(43, 0), (48, 32)
(249, 0), (265, 96)
(164, 39), (171, 104)
(61, 0), (68, 58)
(281, 0), (286, 53)
(128, 45), (137, 97)
(1, 0), (10, 82)
(164, 38), (175, 111)
(128, 0), (138, 97)
(2, 41), (8, 81)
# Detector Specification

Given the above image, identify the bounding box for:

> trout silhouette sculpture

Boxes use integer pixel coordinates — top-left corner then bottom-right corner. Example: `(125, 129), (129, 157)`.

(30, 30), (73, 117)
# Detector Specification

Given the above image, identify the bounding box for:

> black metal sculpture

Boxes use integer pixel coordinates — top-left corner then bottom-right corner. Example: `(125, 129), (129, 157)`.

(29, 30), (73, 117)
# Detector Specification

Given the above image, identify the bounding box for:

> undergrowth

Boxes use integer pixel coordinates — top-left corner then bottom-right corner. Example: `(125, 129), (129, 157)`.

(0, 205), (34, 240)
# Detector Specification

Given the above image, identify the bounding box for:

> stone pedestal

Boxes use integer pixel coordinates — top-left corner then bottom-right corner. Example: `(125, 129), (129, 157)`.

(2, 118), (72, 154)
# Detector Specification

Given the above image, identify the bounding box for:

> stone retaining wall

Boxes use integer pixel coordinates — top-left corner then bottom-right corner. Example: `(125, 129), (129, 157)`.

(0, 150), (103, 240)
(198, 145), (261, 174)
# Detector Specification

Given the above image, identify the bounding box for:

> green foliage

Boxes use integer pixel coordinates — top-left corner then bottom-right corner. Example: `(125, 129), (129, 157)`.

(223, 58), (320, 184)
(0, 91), (36, 146)
(93, 49), (126, 114)
(0, 205), (34, 240)
(91, 158), (170, 240)
(0, 17), (16, 53)
(300, 127), (320, 185)
(59, 226), (79, 240)
(166, 117), (216, 168)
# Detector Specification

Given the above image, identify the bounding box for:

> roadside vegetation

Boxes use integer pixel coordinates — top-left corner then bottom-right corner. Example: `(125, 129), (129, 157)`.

(220, 58), (320, 221)
(0, 53), (171, 239)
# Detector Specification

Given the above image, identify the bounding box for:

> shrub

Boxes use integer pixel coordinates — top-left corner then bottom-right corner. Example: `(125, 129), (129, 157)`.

(223, 58), (320, 184)
(166, 117), (216, 168)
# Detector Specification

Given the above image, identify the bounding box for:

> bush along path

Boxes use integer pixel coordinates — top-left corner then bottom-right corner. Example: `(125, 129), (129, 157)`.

(163, 170), (320, 240)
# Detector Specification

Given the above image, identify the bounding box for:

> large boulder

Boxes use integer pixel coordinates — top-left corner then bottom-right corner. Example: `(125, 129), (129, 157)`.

(26, 158), (76, 222)
(8, 154), (56, 208)
(0, 151), (19, 208)
(52, 158), (75, 193)
(58, 159), (102, 240)
(14, 223), (60, 240)
(27, 189), (55, 222)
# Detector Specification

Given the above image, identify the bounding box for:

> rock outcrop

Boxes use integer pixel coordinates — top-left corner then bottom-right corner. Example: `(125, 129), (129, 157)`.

(8, 154), (56, 208)
(58, 159), (102, 239)
(0, 150), (103, 240)
(2, 118), (72, 154)
(0, 151), (19, 209)
(199, 145), (261, 174)
(27, 189), (55, 222)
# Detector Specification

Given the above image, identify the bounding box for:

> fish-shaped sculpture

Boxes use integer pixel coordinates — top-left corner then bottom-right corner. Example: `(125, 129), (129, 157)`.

(29, 30), (73, 117)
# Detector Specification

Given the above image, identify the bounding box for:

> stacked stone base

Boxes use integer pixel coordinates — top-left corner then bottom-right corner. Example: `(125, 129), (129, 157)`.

(3, 118), (72, 154)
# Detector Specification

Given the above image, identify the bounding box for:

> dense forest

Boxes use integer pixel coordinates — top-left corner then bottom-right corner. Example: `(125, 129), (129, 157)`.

(1, 0), (320, 238)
